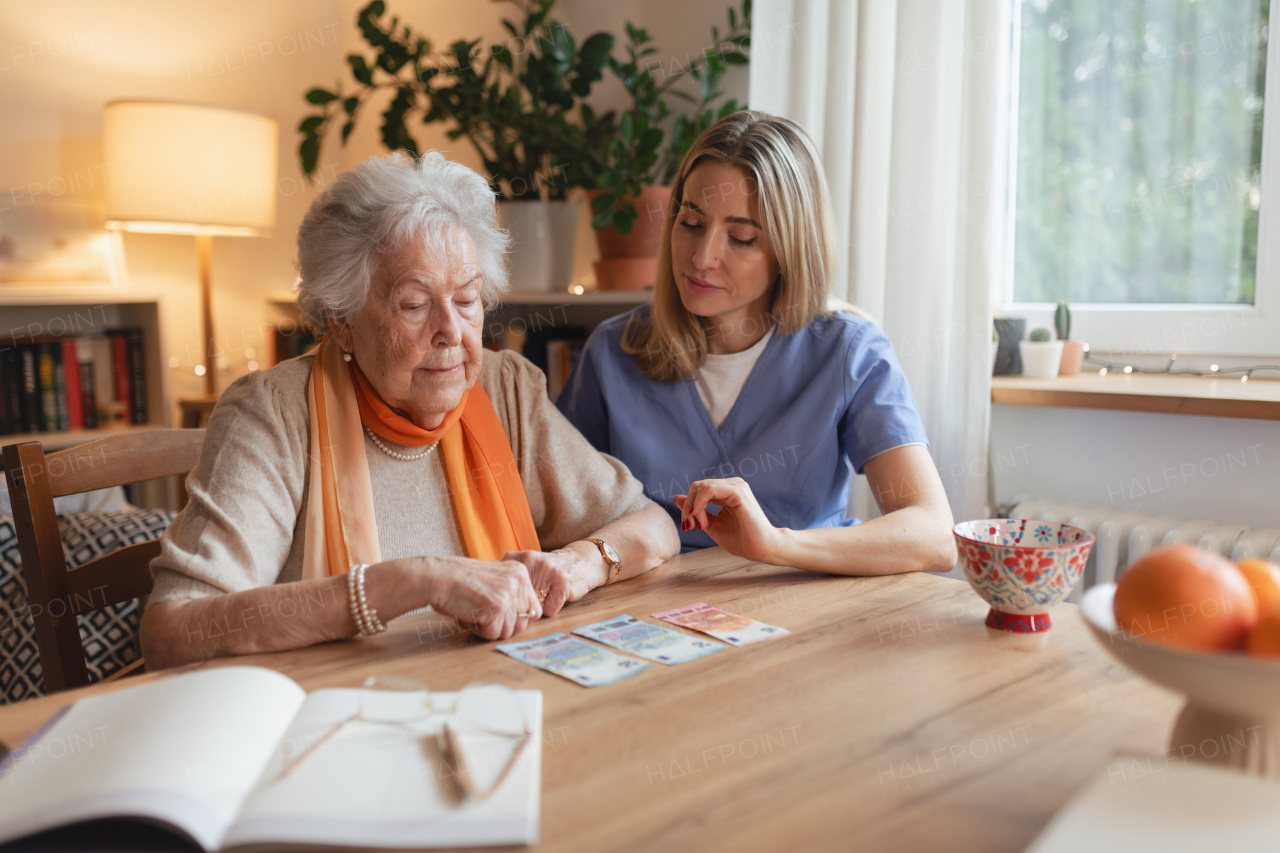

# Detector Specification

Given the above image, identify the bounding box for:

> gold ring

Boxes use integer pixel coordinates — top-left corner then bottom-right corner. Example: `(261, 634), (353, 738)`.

(519, 609), (539, 618)
(536, 588), (549, 603)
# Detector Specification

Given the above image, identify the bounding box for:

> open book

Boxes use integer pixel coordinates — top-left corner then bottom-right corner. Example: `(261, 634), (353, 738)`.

(0, 666), (541, 850)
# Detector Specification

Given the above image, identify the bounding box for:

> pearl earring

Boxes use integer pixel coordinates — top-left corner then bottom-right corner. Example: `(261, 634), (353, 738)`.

(342, 351), (353, 363)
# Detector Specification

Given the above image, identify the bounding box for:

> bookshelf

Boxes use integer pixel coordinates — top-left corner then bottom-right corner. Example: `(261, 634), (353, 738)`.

(0, 296), (172, 449)
(263, 286), (649, 398)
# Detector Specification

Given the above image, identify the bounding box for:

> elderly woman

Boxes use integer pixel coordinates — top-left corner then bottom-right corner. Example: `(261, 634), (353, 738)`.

(557, 112), (956, 575)
(141, 152), (679, 668)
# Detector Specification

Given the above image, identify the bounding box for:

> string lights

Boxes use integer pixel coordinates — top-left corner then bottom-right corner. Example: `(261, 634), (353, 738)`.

(1081, 351), (1280, 383)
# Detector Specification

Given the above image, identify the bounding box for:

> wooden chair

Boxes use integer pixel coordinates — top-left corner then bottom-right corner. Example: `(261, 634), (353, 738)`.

(2, 429), (205, 693)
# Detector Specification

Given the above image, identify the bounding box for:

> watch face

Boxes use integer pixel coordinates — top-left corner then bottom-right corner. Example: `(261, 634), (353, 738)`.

(603, 541), (620, 564)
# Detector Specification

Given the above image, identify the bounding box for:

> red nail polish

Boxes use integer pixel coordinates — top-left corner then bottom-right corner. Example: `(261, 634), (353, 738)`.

(695, 520), (703, 531)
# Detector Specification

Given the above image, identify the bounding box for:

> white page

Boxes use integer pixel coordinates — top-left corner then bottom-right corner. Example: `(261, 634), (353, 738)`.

(0, 666), (305, 851)
(225, 688), (541, 849)
(1028, 753), (1280, 853)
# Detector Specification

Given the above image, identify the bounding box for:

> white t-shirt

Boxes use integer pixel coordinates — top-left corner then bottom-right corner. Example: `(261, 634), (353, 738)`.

(695, 327), (776, 428)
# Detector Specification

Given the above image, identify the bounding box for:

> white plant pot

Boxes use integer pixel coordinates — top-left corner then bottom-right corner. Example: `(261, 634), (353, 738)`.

(497, 200), (579, 292)
(1019, 341), (1064, 378)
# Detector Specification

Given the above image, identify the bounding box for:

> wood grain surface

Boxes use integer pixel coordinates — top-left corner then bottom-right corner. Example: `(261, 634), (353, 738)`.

(0, 549), (1183, 853)
(991, 373), (1280, 420)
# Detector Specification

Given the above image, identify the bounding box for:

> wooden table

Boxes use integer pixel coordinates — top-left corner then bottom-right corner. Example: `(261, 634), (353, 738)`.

(0, 550), (1182, 853)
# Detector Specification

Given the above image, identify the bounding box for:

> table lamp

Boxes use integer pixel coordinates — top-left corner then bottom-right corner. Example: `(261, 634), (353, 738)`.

(103, 100), (278, 397)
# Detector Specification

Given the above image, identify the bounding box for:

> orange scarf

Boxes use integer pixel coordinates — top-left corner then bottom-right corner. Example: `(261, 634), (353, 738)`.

(302, 338), (540, 579)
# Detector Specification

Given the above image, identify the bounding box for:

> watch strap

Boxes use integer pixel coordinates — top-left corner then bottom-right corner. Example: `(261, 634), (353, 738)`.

(581, 537), (622, 584)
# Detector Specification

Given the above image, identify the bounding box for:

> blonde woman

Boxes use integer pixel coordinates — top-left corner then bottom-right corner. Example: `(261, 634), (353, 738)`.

(557, 112), (956, 575)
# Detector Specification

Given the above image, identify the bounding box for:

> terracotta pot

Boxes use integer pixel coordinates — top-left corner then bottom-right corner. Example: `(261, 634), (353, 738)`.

(1058, 340), (1086, 375)
(592, 258), (657, 291)
(590, 185), (672, 260)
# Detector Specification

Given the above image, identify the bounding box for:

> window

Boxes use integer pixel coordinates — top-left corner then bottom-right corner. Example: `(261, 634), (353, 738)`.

(1006, 0), (1280, 355)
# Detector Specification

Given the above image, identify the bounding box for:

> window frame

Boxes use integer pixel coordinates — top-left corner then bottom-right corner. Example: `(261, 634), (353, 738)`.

(1000, 0), (1280, 358)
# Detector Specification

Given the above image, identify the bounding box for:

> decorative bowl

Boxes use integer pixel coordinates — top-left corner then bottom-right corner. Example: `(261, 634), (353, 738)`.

(1083, 584), (1280, 778)
(953, 519), (1095, 633)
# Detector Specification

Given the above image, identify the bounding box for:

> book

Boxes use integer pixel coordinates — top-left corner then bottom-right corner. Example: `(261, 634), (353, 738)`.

(16, 344), (40, 433)
(124, 327), (147, 425)
(84, 334), (115, 412)
(36, 341), (59, 432)
(546, 337), (585, 401)
(51, 341), (70, 431)
(61, 338), (84, 430)
(1026, 752), (1280, 852)
(0, 344), (16, 434)
(0, 666), (542, 850)
(109, 331), (131, 424)
(76, 338), (97, 430)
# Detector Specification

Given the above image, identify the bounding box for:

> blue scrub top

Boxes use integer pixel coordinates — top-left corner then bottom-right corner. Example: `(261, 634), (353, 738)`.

(556, 307), (930, 552)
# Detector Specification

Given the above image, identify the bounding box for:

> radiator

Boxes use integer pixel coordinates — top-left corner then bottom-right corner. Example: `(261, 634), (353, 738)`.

(1006, 499), (1280, 604)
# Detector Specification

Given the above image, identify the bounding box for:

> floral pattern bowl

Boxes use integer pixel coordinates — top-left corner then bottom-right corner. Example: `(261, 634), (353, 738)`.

(953, 519), (1095, 633)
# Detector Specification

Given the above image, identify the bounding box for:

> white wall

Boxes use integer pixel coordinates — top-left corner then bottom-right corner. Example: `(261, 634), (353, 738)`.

(990, 405), (1280, 531)
(0, 0), (745, 421)
(0, 0), (344, 411)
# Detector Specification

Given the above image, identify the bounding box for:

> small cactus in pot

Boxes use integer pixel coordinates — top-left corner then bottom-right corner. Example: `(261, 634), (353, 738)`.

(1020, 325), (1063, 377)
(1053, 300), (1086, 376)
(1054, 300), (1071, 340)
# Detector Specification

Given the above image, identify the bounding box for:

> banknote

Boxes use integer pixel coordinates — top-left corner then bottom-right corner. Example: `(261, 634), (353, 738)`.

(573, 615), (726, 664)
(651, 602), (791, 646)
(497, 632), (651, 686)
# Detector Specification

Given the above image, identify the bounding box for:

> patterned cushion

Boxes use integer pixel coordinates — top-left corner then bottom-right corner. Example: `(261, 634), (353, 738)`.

(0, 509), (176, 705)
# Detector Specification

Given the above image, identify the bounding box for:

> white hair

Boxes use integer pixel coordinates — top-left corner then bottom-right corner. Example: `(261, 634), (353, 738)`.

(295, 151), (510, 333)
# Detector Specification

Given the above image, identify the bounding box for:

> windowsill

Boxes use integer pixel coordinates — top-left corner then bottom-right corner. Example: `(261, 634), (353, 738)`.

(990, 373), (1280, 421)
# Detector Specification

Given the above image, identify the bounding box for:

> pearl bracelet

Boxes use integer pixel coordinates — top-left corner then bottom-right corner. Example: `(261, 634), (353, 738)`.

(347, 563), (387, 637)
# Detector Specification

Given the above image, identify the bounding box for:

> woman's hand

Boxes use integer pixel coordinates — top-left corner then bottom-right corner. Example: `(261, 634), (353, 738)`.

(503, 544), (605, 618)
(411, 557), (542, 641)
(675, 478), (782, 563)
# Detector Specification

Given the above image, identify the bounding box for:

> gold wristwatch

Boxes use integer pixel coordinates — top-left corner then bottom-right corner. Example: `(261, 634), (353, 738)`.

(580, 538), (622, 584)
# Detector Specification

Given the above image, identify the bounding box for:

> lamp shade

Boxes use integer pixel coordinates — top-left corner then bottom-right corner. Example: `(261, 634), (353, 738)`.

(104, 100), (278, 237)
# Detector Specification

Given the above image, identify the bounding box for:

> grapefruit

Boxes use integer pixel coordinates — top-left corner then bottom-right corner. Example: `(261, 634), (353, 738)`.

(1246, 612), (1280, 660)
(1114, 545), (1258, 651)
(1235, 558), (1280, 616)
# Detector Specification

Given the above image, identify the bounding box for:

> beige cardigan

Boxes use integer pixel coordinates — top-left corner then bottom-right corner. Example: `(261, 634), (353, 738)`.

(150, 349), (651, 603)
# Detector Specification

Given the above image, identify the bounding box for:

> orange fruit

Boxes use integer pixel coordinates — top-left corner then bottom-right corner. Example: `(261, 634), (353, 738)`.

(1235, 558), (1280, 616)
(1114, 545), (1258, 651)
(1246, 612), (1280, 659)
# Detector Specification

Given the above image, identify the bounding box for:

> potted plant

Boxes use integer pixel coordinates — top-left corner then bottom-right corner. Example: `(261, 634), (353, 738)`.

(1055, 300), (1086, 375)
(297, 0), (615, 292)
(585, 5), (751, 289)
(1020, 326), (1064, 378)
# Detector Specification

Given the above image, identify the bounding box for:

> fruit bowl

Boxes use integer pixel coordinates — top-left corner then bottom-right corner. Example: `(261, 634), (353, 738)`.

(953, 519), (1094, 632)
(1083, 583), (1280, 777)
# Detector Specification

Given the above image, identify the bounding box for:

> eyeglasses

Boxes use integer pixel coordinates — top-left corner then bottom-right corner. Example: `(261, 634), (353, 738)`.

(276, 676), (531, 801)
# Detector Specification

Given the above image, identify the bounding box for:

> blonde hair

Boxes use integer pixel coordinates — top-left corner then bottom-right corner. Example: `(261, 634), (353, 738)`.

(622, 111), (837, 381)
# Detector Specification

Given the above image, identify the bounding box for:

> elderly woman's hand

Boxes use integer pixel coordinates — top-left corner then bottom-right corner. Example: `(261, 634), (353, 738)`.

(675, 478), (783, 563)
(503, 545), (605, 618)
(410, 556), (543, 640)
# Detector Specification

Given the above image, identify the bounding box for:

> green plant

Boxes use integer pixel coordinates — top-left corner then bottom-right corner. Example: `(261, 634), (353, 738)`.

(589, 2), (752, 233)
(298, 0), (615, 200)
(1028, 326), (1054, 343)
(1054, 300), (1071, 341)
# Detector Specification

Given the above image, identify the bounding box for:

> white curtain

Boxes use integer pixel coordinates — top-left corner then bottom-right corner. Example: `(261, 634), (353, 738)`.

(750, 0), (1012, 526)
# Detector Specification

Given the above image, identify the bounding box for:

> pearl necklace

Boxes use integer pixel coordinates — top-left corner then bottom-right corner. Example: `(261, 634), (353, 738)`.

(365, 427), (438, 461)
